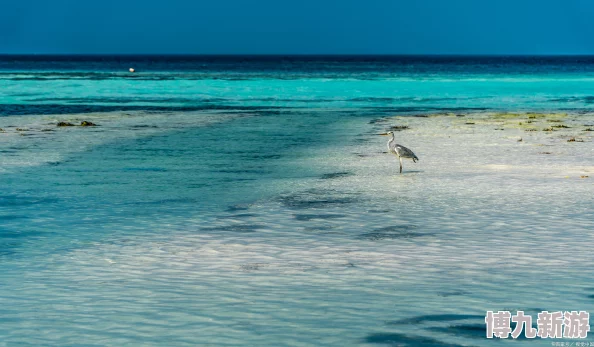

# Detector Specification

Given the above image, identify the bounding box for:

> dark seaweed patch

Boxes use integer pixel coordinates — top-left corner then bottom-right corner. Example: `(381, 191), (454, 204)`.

(358, 225), (426, 240)
(226, 205), (251, 212)
(387, 125), (409, 131)
(278, 189), (359, 209)
(282, 196), (357, 209)
(437, 291), (469, 297)
(369, 118), (388, 124)
(320, 172), (352, 179)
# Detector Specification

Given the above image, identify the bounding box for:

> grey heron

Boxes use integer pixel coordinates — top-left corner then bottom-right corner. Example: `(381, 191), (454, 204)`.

(380, 131), (419, 173)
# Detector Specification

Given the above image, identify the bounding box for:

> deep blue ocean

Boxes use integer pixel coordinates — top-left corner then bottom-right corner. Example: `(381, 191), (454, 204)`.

(1, 56), (593, 346)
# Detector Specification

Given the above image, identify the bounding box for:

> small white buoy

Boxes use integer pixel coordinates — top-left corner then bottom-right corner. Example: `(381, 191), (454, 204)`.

(129, 68), (135, 73)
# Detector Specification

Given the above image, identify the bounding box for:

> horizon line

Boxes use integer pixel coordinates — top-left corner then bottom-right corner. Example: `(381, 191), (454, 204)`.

(2, 53), (594, 57)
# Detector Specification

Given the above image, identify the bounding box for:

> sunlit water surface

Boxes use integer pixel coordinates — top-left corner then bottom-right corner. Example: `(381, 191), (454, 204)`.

(1, 56), (593, 346)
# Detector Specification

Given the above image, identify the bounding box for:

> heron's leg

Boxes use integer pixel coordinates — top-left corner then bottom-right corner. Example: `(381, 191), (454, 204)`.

(399, 157), (403, 174)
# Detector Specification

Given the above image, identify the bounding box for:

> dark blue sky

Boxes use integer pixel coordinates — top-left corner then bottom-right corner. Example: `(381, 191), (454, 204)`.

(1, 0), (593, 54)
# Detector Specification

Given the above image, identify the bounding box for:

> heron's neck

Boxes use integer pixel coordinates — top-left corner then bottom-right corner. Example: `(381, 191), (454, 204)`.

(388, 133), (395, 143)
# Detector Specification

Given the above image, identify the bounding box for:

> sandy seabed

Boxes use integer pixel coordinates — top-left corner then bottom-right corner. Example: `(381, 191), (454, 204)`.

(1, 111), (593, 346)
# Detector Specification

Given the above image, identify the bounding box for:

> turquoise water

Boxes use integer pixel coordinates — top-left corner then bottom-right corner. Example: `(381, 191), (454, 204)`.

(1, 56), (593, 346)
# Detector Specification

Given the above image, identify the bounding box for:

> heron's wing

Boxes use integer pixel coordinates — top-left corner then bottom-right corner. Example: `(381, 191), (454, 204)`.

(395, 144), (419, 160)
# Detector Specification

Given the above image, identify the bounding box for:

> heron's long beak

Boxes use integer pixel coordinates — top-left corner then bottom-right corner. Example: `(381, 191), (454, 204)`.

(378, 133), (389, 136)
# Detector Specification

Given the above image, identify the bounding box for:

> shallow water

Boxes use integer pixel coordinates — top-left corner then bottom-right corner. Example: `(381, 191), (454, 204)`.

(1, 56), (593, 346)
